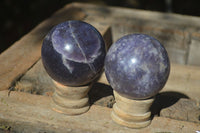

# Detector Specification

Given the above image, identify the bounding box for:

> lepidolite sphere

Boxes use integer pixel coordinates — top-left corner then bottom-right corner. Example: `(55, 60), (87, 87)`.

(42, 20), (106, 86)
(105, 34), (170, 99)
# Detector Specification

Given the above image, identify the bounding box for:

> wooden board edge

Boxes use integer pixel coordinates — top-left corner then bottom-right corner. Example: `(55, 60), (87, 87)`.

(0, 90), (199, 133)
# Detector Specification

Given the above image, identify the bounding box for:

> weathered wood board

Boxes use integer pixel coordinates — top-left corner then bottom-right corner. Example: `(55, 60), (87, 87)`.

(13, 59), (200, 125)
(79, 2), (200, 66)
(0, 2), (200, 133)
(0, 90), (199, 133)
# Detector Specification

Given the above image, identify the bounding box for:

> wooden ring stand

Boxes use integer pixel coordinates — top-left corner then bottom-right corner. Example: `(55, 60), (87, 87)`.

(111, 91), (154, 128)
(51, 80), (92, 115)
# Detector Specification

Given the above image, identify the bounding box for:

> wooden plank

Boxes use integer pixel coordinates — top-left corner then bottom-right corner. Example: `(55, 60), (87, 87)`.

(78, 2), (200, 66)
(0, 4), (86, 91)
(76, 2), (200, 29)
(13, 59), (200, 123)
(0, 90), (199, 133)
(82, 7), (191, 65)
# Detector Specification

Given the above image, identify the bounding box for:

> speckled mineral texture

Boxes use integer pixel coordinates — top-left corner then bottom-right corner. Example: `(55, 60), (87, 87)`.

(105, 34), (170, 99)
(42, 20), (106, 86)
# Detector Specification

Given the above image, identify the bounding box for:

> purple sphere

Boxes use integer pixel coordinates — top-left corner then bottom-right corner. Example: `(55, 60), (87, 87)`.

(42, 20), (106, 86)
(105, 34), (170, 99)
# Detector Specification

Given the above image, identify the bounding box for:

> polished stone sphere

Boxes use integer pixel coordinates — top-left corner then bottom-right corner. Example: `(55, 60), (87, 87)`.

(42, 20), (106, 86)
(105, 34), (170, 99)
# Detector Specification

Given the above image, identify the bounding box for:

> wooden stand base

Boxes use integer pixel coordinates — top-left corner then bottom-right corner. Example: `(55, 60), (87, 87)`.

(111, 91), (154, 128)
(51, 81), (92, 115)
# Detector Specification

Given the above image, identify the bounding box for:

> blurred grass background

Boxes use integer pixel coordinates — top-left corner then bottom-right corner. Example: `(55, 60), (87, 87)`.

(1, 0), (200, 53)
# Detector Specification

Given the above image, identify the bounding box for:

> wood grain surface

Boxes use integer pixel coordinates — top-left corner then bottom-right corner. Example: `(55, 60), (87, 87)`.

(0, 90), (199, 133)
